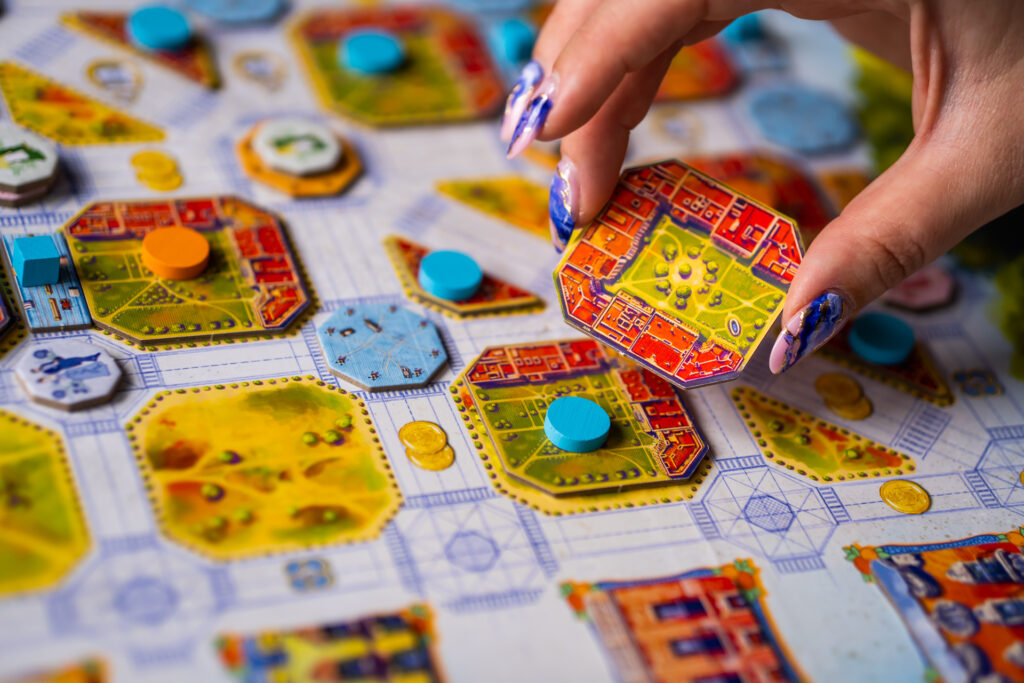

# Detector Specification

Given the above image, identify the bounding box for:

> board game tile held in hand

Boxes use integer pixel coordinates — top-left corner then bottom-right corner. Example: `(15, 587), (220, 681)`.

(554, 158), (804, 389)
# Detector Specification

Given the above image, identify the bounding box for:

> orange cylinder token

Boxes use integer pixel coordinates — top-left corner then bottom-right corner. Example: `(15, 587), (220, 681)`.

(141, 226), (210, 280)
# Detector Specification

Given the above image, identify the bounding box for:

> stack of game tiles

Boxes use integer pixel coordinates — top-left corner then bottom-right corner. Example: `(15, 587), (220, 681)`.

(0, 122), (58, 207)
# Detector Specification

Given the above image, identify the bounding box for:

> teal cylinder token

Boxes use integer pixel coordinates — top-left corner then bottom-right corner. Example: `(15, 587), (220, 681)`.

(544, 396), (610, 453)
(492, 18), (536, 63)
(848, 312), (915, 365)
(340, 29), (406, 75)
(418, 251), (483, 301)
(128, 5), (192, 51)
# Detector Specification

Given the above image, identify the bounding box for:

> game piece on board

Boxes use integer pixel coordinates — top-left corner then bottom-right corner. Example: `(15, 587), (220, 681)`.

(554, 158), (803, 389)
(291, 6), (504, 126)
(141, 226), (210, 280)
(0, 122), (59, 208)
(564, 560), (806, 683)
(15, 340), (122, 412)
(490, 17), (536, 63)
(128, 5), (191, 51)
(407, 445), (455, 471)
(418, 251), (483, 301)
(1, 234), (91, 333)
(65, 197), (309, 345)
(0, 62), (165, 145)
(252, 118), (342, 177)
(399, 420), (447, 454)
(732, 386), (913, 482)
(749, 84), (859, 155)
(451, 339), (710, 513)
(237, 120), (362, 198)
(62, 11), (219, 88)
(316, 303), (448, 392)
(85, 58), (143, 102)
(721, 13), (765, 42)
(232, 50), (287, 91)
(544, 396), (611, 453)
(285, 558), (333, 592)
(0, 410), (90, 596)
(9, 235), (60, 288)
(952, 368), (1003, 397)
(849, 312), (916, 366)
(131, 149), (183, 191)
(128, 377), (402, 558)
(882, 263), (957, 312)
(339, 29), (406, 75)
(182, 0), (285, 24)
(814, 371), (873, 420)
(879, 479), (931, 514)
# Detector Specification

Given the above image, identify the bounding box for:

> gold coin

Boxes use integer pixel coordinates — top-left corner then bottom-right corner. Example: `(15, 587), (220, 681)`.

(131, 150), (178, 174)
(814, 372), (863, 405)
(398, 421), (447, 453)
(826, 396), (873, 421)
(141, 173), (183, 192)
(879, 480), (931, 515)
(136, 167), (180, 183)
(407, 445), (454, 472)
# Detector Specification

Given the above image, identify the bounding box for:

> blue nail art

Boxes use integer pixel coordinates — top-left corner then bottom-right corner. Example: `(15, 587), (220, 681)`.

(507, 92), (552, 157)
(780, 291), (846, 371)
(504, 60), (543, 119)
(549, 159), (577, 250)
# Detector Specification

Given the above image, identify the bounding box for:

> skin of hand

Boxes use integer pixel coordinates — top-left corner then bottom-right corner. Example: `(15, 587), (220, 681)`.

(500, 0), (1024, 373)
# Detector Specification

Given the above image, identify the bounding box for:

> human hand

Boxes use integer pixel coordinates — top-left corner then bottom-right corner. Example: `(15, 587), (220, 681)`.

(499, 0), (1024, 373)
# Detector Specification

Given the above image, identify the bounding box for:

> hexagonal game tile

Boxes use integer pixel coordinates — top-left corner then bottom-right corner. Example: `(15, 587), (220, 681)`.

(15, 340), (121, 411)
(554, 158), (804, 389)
(317, 303), (447, 392)
(0, 122), (57, 192)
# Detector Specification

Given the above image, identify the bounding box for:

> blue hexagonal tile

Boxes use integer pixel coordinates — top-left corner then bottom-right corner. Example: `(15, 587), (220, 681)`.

(317, 303), (448, 392)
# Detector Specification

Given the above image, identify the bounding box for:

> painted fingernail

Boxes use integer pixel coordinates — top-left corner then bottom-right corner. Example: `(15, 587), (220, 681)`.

(549, 157), (579, 251)
(506, 74), (557, 159)
(769, 290), (849, 374)
(500, 60), (544, 142)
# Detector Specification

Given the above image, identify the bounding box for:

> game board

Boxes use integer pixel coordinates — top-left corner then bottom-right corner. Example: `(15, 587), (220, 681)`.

(0, 5), (1022, 683)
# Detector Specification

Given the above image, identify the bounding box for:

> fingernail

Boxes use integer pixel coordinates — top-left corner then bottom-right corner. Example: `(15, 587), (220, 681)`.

(506, 73), (557, 159)
(500, 60), (544, 142)
(769, 290), (849, 374)
(549, 157), (579, 251)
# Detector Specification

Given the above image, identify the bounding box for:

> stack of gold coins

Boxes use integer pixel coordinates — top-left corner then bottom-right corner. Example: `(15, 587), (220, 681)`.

(814, 372), (873, 420)
(398, 421), (454, 471)
(131, 150), (183, 191)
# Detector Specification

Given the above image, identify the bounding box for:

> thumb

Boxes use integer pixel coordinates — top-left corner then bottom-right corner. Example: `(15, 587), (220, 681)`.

(769, 135), (1014, 374)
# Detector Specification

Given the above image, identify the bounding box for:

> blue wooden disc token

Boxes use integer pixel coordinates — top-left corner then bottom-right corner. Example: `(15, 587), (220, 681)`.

(418, 251), (483, 301)
(722, 13), (765, 43)
(544, 396), (610, 453)
(749, 84), (858, 155)
(848, 312), (916, 366)
(491, 18), (536, 63)
(182, 0), (285, 24)
(340, 29), (406, 75)
(128, 5), (192, 51)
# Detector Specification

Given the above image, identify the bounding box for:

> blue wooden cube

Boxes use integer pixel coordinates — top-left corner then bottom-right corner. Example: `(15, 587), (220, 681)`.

(10, 235), (60, 288)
